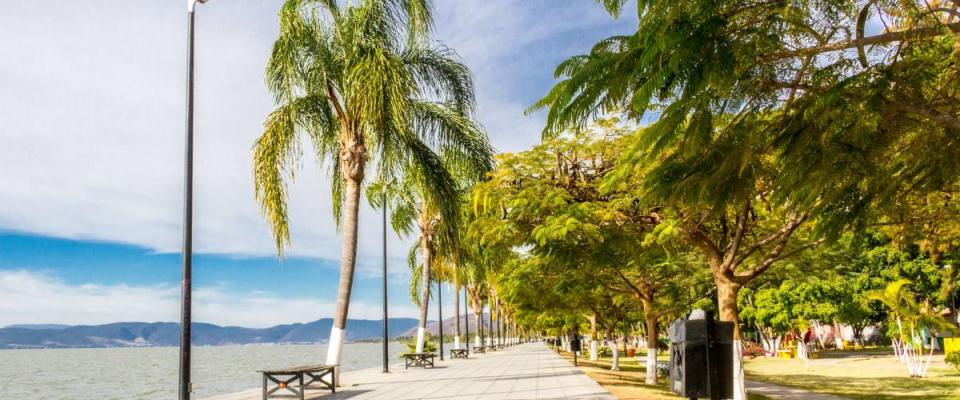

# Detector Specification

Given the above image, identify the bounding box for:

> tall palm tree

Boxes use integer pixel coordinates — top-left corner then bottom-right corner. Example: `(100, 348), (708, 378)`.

(254, 0), (489, 369)
(379, 181), (490, 353)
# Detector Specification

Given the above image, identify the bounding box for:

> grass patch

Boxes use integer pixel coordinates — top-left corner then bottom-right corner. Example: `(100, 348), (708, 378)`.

(744, 350), (960, 400)
(554, 349), (772, 400)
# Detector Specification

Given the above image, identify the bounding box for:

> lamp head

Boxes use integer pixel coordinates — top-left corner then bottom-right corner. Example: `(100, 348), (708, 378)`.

(188, 0), (208, 12)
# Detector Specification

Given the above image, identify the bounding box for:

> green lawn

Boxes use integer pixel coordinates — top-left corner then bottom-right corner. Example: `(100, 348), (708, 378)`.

(557, 349), (773, 400)
(744, 349), (960, 400)
(558, 347), (958, 399)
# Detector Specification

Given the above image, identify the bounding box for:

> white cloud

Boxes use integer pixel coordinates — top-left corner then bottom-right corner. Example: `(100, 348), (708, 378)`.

(0, 1), (632, 261)
(0, 270), (419, 328)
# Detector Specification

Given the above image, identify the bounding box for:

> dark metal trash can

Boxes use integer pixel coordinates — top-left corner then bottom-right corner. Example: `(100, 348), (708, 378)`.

(668, 312), (734, 399)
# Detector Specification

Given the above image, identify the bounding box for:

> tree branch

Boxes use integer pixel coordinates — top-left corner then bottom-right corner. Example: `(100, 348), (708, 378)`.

(763, 22), (960, 61)
(613, 267), (650, 302)
(736, 238), (824, 283)
(722, 200), (752, 266)
(888, 100), (960, 131)
(731, 212), (807, 269)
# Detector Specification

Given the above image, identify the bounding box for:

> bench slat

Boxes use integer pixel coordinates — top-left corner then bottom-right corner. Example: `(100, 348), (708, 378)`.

(259, 364), (337, 374)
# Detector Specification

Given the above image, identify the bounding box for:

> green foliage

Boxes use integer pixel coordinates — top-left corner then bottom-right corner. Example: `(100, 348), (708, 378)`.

(254, 0), (492, 255)
(866, 278), (957, 342)
(739, 278), (842, 337)
(469, 121), (713, 337)
(402, 332), (437, 355)
(946, 351), (960, 372)
(533, 1), (960, 239)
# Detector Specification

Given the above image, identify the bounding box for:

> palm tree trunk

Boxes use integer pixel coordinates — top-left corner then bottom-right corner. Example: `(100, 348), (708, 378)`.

(415, 232), (432, 353)
(325, 175), (363, 378)
(454, 281), (461, 349)
(487, 301), (494, 346)
(476, 302), (483, 347)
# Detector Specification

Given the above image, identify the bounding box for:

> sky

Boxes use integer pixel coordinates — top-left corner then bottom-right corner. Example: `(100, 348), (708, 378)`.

(0, 0), (638, 328)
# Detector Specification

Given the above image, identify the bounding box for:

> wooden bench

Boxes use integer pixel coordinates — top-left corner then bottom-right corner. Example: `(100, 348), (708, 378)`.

(259, 364), (336, 400)
(474, 346), (486, 354)
(450, 349), (468, 359)
(402, 352), (436, 369)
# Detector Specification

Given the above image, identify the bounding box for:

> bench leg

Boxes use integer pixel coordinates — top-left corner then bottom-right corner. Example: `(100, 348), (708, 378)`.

(263, 374), (267, 400)
(299, 373), (304, 400)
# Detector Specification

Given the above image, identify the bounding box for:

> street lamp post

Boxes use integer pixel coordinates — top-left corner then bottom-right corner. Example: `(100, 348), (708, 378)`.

(382, 190), (389, 373)
(180, 1), (207, 399)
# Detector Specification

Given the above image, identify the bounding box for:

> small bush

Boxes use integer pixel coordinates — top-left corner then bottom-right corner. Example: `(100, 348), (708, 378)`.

(657, 337), (670, 351)
(946, 352), (960, 372)
(401, 332), (437, 356)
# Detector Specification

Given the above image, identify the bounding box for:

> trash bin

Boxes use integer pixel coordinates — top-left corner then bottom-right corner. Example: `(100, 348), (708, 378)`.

(668, 311), (735, 399)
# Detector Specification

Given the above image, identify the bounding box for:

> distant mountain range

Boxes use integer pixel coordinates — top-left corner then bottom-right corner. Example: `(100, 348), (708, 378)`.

(0, 318), (419, 349)
(400, 314), (496, 338)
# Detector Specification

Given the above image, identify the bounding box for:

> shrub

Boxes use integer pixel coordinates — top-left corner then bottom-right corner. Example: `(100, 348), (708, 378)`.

(401, 332), (437, 356)
(946, 352), (960, 372)
(657, 336), (670, 351)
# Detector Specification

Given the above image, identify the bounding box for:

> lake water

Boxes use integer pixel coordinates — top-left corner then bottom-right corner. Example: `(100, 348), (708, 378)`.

(0, 342), (408, 399)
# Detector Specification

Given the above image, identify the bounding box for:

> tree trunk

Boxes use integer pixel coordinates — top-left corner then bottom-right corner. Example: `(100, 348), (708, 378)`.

(643, 302), (659, 384)
(454, 282), (461, 349)
(415, 228), (433, 353)
(475, 300), (484, 347)
(496, 300), (503, 346)
(588, 314), (599, 361)
(609, 330), (620, 371)
(325, 170), (363, 382)
(488, 302), (494, 346)
(716, 275), (745, 400)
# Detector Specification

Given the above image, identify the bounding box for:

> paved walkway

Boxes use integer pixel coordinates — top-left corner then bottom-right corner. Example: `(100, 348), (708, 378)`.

(205, 343), (615, 400)
(746, 380), (849, 400)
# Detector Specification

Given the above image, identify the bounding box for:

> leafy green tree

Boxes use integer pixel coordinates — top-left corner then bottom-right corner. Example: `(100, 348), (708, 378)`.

(739, 277), (844, 352)
(254, 0), (488, 367)
(471, 122), (712, 381)
(539, 1), (960, 236)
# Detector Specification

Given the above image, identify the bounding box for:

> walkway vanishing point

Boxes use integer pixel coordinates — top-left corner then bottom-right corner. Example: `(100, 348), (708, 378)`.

(205, 342), (616, 400)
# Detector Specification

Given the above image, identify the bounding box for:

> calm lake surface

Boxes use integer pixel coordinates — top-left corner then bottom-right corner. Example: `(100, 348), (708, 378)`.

(1, 342), (408, 399)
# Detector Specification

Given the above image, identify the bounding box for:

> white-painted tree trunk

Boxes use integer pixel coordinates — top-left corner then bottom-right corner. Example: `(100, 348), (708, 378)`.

(454, 335), (461, 350)
(326, 327), (345, 384)
(475, 334), (481, 347)
(733, 340), (746, 400)
(610, 340), (620, 371)
(589, 340), (599, 361)
(645, 349), (657, 384)
(415, 327), (426, 353)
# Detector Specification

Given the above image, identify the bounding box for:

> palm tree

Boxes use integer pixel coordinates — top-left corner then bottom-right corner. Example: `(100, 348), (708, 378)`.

(867, 279), (957, 377)
(378, 179), (490, 353)
(254, 0), (489, 369)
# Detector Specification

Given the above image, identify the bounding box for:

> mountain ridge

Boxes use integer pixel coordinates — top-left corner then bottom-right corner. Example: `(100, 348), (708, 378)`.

(0, 318), (419, 349)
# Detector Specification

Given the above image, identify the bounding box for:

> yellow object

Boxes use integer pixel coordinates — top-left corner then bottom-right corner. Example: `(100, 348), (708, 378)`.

(945, 338), (960, 355)
(778, 350), (794, 359)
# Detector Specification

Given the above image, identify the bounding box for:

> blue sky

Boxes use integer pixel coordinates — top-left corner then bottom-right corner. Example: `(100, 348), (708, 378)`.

(0, 0), (637, 328)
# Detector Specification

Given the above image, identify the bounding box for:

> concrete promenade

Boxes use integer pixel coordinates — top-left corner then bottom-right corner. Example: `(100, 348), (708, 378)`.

(205, 342), (616, 400)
